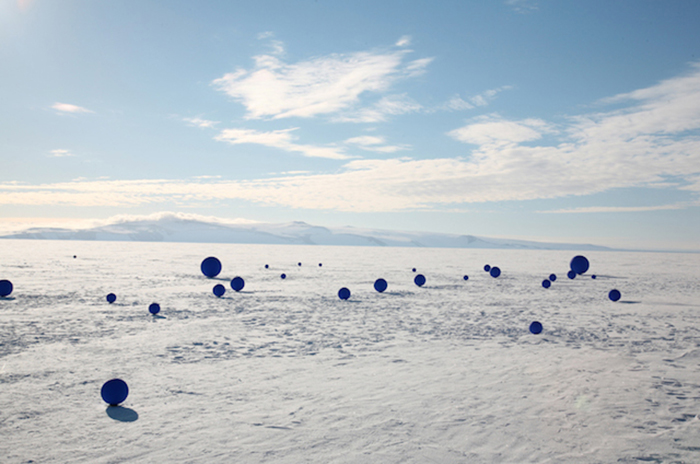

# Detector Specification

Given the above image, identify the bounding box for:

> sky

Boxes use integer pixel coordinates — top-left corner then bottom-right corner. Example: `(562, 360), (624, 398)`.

(1, 0), (699, 250)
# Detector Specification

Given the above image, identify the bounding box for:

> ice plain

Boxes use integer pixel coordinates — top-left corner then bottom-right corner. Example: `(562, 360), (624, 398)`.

(1, 239), (700, 463)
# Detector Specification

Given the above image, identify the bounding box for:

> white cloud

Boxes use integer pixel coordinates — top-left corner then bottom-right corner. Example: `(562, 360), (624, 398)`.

(211, 47), (432, 120)
(215, 127), (350, 160)
(395, 35), (411, 47)
(344, 135), (409, 153)
(51, 102), (94, 114)
(6, 64), (700, 213)
(438, 86), (512, 112)
(334, 94), (422, 123)
(506, 0), (538, 13)
(539, 204), (693, 214)
(183, 117), (219, 128)
(448, 115), (552, 145)
(48, 149), (75, 157)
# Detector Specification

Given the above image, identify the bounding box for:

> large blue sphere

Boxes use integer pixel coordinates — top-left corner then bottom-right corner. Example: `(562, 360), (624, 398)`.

(609, 289), (621, 302)
(542, 279), (551, 289)
(213, 284), (225, 297)
(148, 303), (160, 315)
(106, 293), (116, 304)
(338, 287), (351, 300)
(529, 321), (543, 335)
(414, 274), (426, 287)
(549, 274), (557, 282)
(230, 276), (245, 292)
(570, 255), (590, 275)
(489, 267), (501, 278)
(567, 270), (577, 280)
(0, 280), (12, 297)
(101, 378), (129, 406)
(374, 278), (388, 293)
(201, 257), (222, 278)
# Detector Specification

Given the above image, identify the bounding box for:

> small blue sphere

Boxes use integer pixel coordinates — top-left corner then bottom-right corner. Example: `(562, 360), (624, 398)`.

(570, 255), (590, 275)
(298, 262), (302, 267)
(106, 293), (116, 304)
(529, 321), (543, 335)
(201, 257), (222, 278)
(265, 264), (269, 269)
(230, 276), (245, 292)
(318, 263), (322, 267)
(412, 268), (416, 272)
(484, 265), (491, 272)
(591, 275), (597, 279)
(542, 279), (551, 289)
(213, 284), (225, 297)
(148, 303), (160, 315)
(549, 274), (557, 282)
(609, 289), (621, 302)
(101, 378), (129, 406)
(489, 266), (501, 278)
(414, 274), (426, 287)
(338, 287), (351, 300)
(280, 273), (286, 279)
(567, 270), (577, 279)
(463, 275), (469, 281)
(374, 278), (388, 293)
(0, 279), (12, 297)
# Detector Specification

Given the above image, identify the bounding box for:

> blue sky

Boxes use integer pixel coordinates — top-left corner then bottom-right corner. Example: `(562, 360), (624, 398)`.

(1, 0), (699, 250)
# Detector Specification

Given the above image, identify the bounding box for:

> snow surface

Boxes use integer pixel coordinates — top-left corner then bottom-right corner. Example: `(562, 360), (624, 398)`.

(0, 213), (610, 250)
(1, 239), (700, 463)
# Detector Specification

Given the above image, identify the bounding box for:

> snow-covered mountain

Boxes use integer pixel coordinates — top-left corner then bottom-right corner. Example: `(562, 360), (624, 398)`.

(0, 213), (610, 250)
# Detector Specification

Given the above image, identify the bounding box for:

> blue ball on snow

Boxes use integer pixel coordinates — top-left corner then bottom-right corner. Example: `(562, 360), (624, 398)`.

(213, 284), (225, 297)
(608, 289), (621, 302)
(463, 275), (469, 281)
(567, 270), (577, 280)
(529, 321), (543, 335)
(484, 265), (491, 272)
(338, 287), (351, 300)
(148, 303), (160, 315)
(0, 279), (13, 297)
(101, 378), (129, 406)
(542, 280), (551, 289)
(414, 274), (426, 287)
(280, 273), (286, 280)
(549, 274), (557, 282)
(570, 255), (590, 275)
(200, 257), (222, 278)
(374, 278), (388, 293)
(489, 267), (501, 278)
(230, 276), (245, 292)
(106, 293), (116, 304)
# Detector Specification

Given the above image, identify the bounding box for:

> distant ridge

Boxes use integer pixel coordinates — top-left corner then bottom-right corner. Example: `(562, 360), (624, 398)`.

(0, 213), (611, 251)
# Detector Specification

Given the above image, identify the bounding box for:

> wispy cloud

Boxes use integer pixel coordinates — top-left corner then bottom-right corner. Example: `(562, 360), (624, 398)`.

(51, 102), (94, 114)
(183, 117), (219, 128)
(506, 0), (538, 14)
(215, 127), (350, 160)
(48, 149), (75, 157)
(438, 86), (512, 112)
(344, 135), (409, 153)
(211, 45), (432, 120)
(334, 94), (422, 123)
(539, 203), (694, 214)
(6, 64), (700, 213)
(395, 35), (411, 47)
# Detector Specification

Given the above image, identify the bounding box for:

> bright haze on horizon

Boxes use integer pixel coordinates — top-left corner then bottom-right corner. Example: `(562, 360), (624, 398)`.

(1, 0), (699, 251)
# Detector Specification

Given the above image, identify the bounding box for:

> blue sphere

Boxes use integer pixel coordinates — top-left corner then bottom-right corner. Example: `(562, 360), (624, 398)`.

(201, 257), (222, 278)
(0, 279), (12, 297)
(414, 274), (426, 287)
(265, 264), (269, 269)
(591, 275), (597, 279)
(484, 265), (491, 272)
(567, 270), (577, 279)
(489, 267), (501, 278)
(230, 276), (245, 292)
(101, 378), (129, 406)
(570, 255), (590, 275)
(374, 278), (388, 293)
(609, 289), (621, 302)
(542, 279), (551, 289)
(148, 303), (160, 315)
(338, 287), (351, 300)
(412, 268), (416, 272)
(106, 293), (116, 304)
(213, 284), (225, 297)
(463, 275), (469, 281)
(529, 321), (543, 335)
(318, 263), (322, 267)
(549, 274), (557, 282)
(298, 262), (302, 267)
(280, 273), (286, 280)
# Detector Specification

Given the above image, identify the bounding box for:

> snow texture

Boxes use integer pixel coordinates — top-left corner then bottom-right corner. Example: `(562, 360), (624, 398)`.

(1, 240), (700, 463)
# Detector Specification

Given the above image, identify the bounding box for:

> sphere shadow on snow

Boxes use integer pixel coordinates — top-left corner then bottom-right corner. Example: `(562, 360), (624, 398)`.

(106, 406), (139, 422)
